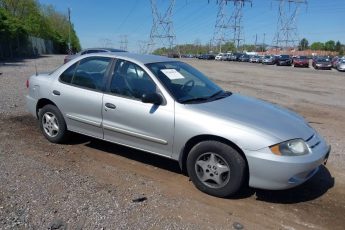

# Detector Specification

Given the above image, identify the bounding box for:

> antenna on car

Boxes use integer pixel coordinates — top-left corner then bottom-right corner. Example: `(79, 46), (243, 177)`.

(34, 60), (38, 76)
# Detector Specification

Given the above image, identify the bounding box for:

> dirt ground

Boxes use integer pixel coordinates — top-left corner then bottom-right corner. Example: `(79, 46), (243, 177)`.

(0, 55), (344, 229)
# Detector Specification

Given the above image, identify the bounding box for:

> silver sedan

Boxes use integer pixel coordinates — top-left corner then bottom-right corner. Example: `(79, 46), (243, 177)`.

(26, 52), (330, 197)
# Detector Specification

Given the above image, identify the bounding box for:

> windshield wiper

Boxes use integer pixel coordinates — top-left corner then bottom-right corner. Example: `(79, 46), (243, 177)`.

(179, 97), (209, 104)
(207, 90), (224, 99)
(179, 91), (231, 104)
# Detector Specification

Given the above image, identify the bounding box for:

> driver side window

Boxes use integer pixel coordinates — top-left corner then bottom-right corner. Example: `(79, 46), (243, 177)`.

(110, 60), (157, 100)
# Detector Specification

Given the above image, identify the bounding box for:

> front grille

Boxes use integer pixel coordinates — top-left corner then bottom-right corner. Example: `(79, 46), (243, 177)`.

(306, 133), (321, 149)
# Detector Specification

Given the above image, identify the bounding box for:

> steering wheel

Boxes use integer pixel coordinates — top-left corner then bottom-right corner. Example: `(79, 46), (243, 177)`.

(181, 80), (195, 93)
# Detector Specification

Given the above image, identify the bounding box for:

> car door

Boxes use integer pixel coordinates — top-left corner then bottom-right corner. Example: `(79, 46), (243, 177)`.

(102, 59), (174, 157)
(52, 56), (112, 138)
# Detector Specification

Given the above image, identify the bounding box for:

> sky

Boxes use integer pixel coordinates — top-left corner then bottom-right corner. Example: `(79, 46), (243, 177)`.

(39, 0), (345, 52)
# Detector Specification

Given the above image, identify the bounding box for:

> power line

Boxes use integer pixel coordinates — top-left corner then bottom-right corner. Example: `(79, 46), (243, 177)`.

(117, 0), (139, 31)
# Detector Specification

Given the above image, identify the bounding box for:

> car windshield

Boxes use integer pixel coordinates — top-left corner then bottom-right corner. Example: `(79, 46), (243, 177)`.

(280, 55), (290, 58)
(341, 59), (345, 63)
(298, 56), (307, 59)
(146, 61), (229, 104)
(317, 58), (329, 62)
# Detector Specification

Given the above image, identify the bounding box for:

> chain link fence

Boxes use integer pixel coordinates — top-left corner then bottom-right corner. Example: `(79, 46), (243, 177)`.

(0, 35), (54, 59)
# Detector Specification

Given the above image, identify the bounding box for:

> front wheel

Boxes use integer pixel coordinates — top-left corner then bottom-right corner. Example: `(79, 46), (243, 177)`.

(39, 104), (69, 143)
(187, 141), (246, 197)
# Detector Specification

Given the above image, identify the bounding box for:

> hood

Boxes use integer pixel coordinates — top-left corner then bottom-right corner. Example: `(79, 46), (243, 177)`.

(187, 94), (313, 141)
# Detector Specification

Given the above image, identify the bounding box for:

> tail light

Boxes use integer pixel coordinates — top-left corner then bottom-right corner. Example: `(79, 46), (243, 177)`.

(26, 79), (29, 88)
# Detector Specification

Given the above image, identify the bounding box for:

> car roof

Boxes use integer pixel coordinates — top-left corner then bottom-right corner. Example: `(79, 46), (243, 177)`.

(84, 52), (173, 64)
(83, 48), (126, 52)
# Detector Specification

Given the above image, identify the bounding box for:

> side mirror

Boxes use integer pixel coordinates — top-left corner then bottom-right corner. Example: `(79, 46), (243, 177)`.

(141, 93), (163, 105)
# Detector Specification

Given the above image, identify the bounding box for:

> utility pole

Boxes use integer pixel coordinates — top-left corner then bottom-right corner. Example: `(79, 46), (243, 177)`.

(119, 35), (128, 51)
(262, 32), (266, 52)
(210, 0), (252, 51)
(68, 7), (71, 54)
(148, 0), (179, 56)
(273, 0), (307, 50)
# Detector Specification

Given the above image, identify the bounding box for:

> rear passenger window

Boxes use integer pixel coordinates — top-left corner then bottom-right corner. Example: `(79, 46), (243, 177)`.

(59, 57), (111, 91)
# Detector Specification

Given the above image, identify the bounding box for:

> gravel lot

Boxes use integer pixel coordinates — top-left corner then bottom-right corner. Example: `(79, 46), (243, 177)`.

(1, 55), (344, 229)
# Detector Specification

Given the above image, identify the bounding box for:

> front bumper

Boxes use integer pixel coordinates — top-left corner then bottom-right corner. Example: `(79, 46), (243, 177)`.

(294, 62), (309, 67)
(337, 66), (345, 71)
(278, 61), (291, 66)
(245, 133), (330, 190)
(315, 65), (332, 69)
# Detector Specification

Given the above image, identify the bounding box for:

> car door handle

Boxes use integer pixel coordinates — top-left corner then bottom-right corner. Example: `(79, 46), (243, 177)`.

(52, 90), (60, 96)
(105, 103), (116, 109)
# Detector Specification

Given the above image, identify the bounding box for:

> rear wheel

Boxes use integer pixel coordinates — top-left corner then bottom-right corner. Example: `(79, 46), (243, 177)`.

(187, 141), (246, 197)
(39, 105), (69, 143)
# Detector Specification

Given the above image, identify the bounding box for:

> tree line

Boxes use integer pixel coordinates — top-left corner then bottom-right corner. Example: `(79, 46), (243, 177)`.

(298, 38), (343, 55)
(0, 0), (81, 57)
(154, 38), (344, 56)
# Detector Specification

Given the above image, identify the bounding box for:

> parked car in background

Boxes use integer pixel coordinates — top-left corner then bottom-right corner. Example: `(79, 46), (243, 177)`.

(262, 55), (277, 65)
(198, 54), (215, 60)
(331, 57), (339, 68)
(258, 55), (265, 63)
(221, 53), (231, 61)
(239, 54), (250, 62)
(276, 55), (292, 66)
(312, 57), (332, 70)
(293, 56), (309, 68)
(229, 53), (243, 61)
(26, 52), (330, 198)
(336, 58), (345, 71)
(64, 48), (126, 63)
(249, 55), (260, 63)
(215, 53), (224, 61)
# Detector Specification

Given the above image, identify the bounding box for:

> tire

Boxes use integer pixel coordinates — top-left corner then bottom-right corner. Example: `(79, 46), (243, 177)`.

(39, 104), (69, 143)
(186, 141), (246, 197)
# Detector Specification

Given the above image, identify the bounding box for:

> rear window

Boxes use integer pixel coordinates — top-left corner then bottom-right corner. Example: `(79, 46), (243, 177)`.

(59, 63), (77, 83)
(59, 57), (112, 91)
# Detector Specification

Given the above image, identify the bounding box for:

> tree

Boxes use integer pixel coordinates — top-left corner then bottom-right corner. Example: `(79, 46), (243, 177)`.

(324, 40), (335, 51)
(0, 0), (81, 54)
(310, 42), (324, 50)
(335, 41), (342, 52)
(221, 42), (235, 53)
(299, 38), (309, 51)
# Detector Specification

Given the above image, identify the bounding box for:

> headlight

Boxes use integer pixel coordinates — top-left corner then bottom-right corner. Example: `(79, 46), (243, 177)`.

(270, 139), (310, 156)
(316, 64), (321, 66)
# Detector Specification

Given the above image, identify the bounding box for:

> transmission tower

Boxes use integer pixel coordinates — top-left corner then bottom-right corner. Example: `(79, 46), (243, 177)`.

(273, 0), (307, 49)
(119, 35), (128, 51)
(148, 0), (179, 55)
(137, 40), (149, 54)
(211, 0), (252, 52)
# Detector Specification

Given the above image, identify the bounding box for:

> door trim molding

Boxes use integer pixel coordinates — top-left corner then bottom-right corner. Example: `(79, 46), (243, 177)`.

(103, 124), (168, 145)
(66, 114), (101, 127)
